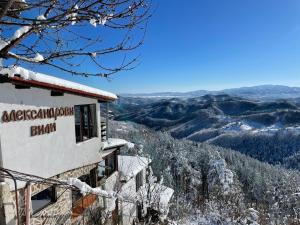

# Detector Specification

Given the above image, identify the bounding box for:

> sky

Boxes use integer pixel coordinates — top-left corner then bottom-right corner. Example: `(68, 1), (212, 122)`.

(17, 0), (300, 93)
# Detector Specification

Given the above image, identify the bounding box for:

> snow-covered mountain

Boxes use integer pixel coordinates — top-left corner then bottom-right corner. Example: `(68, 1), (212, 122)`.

(121, 85), (300, 100)
(111, 94), (300, 169)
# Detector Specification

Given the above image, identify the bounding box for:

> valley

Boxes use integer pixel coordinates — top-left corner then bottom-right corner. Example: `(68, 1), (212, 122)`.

(112, 92), (300, 169)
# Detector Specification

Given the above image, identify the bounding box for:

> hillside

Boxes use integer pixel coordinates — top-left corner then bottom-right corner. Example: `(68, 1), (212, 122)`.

(110, 120), (300, 225)
(112, 95), (300, 168)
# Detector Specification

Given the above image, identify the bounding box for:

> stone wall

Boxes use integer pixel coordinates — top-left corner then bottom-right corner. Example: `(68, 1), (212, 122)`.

(8, 163), (110, 225)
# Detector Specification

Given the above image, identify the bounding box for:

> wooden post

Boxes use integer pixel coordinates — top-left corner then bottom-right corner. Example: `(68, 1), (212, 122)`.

(25, 183), (31, 225)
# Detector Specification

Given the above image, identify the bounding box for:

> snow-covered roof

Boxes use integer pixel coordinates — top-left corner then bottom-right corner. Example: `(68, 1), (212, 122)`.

(0, 66), (117, 101)
(101, 138), (134, 150)
(118, 155), (151, 181)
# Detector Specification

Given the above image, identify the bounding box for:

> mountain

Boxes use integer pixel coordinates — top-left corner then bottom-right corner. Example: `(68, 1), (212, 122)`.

(121, 85), (300, 100)
(112, 94), (300, 168)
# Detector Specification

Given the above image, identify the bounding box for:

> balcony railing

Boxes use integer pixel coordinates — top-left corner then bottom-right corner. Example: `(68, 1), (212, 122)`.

(101, 120), (107, 141)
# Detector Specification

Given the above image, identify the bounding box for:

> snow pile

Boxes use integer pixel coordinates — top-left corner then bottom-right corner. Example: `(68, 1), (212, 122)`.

(208, 159), (234, 195)
(126, 142), (135, 149)
(33, 53), (44, 62)
(0, 66), (117, 100)
(12, 26), (31, 40)
(90, 18), (97, 27)
(0, 26), (31, 51)
(66, 4), (79, 25)
(68, 178), (115, 198)
(118, 155), (151, 181)
(37, 15), (46, 20)
(102, 138), (133, 150)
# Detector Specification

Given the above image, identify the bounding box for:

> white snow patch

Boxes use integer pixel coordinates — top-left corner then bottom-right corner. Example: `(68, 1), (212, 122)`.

(118, 155), (151, 181)
(0, 26), (31, 51)
(102, 138), (132, 150)
(222, 122), (252, 132)
(126, 142), (135, 149)
(0, 66), (117, 100)
(68, 178), (115, 198)
(37, 15), (46, 20)
(90, 18), (97, 27)
(33, 53), (44, 62)
(99, 14), (113, 25)
(12, 26), (31, 40)
(66, 4), (79, 25)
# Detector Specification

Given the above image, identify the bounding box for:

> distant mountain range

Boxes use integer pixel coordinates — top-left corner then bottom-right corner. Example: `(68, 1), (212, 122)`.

(121, 85), (300, 100)
(112, 94), (300, 168)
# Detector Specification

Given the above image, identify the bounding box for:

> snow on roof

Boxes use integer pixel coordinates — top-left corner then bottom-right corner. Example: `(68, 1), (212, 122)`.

(0, 66), (117, 101)
(102, 138), (134, 150)
(118, 155), (151, 181)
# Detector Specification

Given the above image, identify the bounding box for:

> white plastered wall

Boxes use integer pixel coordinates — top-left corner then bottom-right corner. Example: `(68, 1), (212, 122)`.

(0, 83), (103, 189)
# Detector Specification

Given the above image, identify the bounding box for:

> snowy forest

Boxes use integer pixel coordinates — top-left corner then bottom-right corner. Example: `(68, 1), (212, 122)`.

(110, 120), (300, 225)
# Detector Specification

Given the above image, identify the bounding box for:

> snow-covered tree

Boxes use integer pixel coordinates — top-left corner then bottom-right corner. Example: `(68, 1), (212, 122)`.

(0, 0), (151, 77)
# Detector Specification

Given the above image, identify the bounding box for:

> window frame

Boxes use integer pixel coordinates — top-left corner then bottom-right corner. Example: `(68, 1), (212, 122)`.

(31, 185), (57, 215)
(74, 104), (98, 143)
(97, 150), (119, 181)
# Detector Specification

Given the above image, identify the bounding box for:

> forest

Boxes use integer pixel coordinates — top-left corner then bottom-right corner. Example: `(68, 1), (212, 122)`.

(110, 120), (300, 225)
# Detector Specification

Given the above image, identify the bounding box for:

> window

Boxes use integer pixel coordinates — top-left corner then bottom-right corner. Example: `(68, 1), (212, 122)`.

(137, 203), (143, 221)
(75, 104), (97, 143)
(98, 160), (106, 180)
(105, 151), (118, 177)
(136, 171), (143, 192)
(31, 186), (57, 214)
(98, 151), (118, 180)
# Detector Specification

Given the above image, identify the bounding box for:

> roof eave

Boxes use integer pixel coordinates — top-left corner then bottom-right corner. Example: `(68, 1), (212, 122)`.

(4, 76), (117, 102)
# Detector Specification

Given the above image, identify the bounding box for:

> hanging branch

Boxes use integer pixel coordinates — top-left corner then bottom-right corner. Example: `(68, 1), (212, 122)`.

(0, 0), (152, 77)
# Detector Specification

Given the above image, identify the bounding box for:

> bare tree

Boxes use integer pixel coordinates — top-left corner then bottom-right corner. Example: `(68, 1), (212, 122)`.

(0, 0), (151, 77)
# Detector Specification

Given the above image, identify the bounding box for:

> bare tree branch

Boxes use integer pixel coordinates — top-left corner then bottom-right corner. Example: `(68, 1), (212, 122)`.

(0, 0), (152, 77)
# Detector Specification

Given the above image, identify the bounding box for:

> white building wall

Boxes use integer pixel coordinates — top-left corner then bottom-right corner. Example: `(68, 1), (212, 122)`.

(0, 83), (103, 189)
(119, 168), (147, 225)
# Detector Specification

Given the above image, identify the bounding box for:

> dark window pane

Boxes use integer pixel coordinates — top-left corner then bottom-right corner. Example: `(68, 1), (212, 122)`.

(136, 171), (143, 192)
(105, 152), (117, 177)
(74, 104), (98, 143)
(32, 186), (56, 214)
(98, 160), (106, 179)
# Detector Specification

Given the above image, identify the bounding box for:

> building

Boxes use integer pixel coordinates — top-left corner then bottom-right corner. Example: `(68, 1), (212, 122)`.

(0, 67), (173, 225)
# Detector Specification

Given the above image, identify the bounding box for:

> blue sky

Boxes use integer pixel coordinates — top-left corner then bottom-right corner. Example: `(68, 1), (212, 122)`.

(26, 0), (300, 93)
